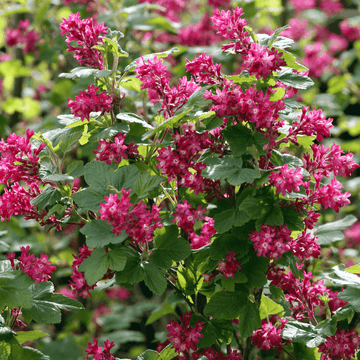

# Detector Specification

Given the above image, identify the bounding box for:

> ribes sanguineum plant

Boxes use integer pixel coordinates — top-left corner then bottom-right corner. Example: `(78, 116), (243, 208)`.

(1, 7), (360, 360)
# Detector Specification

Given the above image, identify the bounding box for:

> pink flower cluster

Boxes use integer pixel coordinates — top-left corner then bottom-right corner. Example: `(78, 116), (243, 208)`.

(85, 338), (115, 360)
(179, 13), (221, 47)
(67, 85), (113, 122)
(7, 246), (56, 283)
(281, 18), (310, 42)
(318, 328), (360, 360)
(241, 43), (286, 80)
(60, 12), (108, 69)
(344, 222), (360, 248)
(340, 18), (360, 42)
(139, 0), (186, 22)
(5, 19), (41, 53)
(291, 230), (321, 261)
(0, 129), (45, 186)
(172, 200), (206, 235)
(99, 189), (162, 245)
(217, 251), (242, 279)
(156, 124), (212, 194)
(268, 264), (329, 321)
(166, 312), (204, 354)
(189, 217), (216, 249)
(288, 106), (334, 143)
(135, 56), (199, 117)
(303, 42), (334, 78)
(211, 7), (251, 53)
(94, 132), (138, 165)
(69, 244), (96, 298)
(251, 317), (289, 351)
(249, 224), (293, 261)
(105, 285), (131, 301)
(268, 164), (303, 196)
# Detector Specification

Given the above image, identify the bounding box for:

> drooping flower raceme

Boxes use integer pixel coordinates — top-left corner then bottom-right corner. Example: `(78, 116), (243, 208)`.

(166, 312), (204, 354)
(268, 164), (303, 196)
(67, 84), (113, 121)
(318, 328), (360, 360)
(60, 12), (108, 69)
(85, 338), (116, 360)
(7, 246), (56, 283)
(99, 189), (162, 245)
(217, 251), (242, 279)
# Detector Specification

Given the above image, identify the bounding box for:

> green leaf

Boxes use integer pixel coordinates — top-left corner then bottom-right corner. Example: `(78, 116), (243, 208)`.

(0, 341), (11, 359)
(345, 263), (360, 274)
(277, 67), (314, 90)
(160, 344), (177, 360)
(204, 291), (248, 319)
(282, 320), (325, 347)
(268, 25), (291, 47)
(214, 209), (236, 234)
(30, 184), (62, 210)
(119, 77), (142, 92)
(135, 173), (166, 199)
(270, 87), (286, 101)
(142, 262), (167, 296)
(314, 215), (357, 245)
(270, 149), (303, 168)
(280, 51), (308, 72)
(315, 318), (337, 337)
(72, 187), (108, 212)
(116, 113), (153, 129)
(15, 331), (49, 344)
(238, 300), (262, 338)
(107, 246), (127, 272)
(203, 156), (261, 186)
(40, 337), (82, 360)
(338, 288), (360, 312)
(222, 125), (267, 156)
(0, 271), (33, 311)
(143, 107), (194, 140)
(59, 67), (112, 79)
(259, 295), (284, 319)
(137, 350), (161, 360)
(116, 252), (145, 284)
(146, 300), (176, 325)
(124, 48), (179, 72)
(149, 226), (191, 269)
(67, 161), (85, 177)
(80, 219), (128, 248)
(8, 337), (50, 360)
(22, 282), (83, 324)
(224, 72), (257, 85)
(263, 205), (284, 226)
(238, 196), (272, 220)
(0, 327), (16, 341)
(89, 123), (130, 141)
(282, 207), (304, 231)
(79, 248), (109, 286)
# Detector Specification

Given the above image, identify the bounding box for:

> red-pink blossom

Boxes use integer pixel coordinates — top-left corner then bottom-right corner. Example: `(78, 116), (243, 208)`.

(318, 328), (360, 360)
(99, 189), (162, 245)
(217, 251), (242, 279)
(289, 0), (316, 12)
(60, 12), (108, 69)
(67, 84), (113, 121)
(7, 246), (56, 283)
(189, 216), (216, 249)
(268, 164), (303, 196)
(94, 132), (138, 165)
(291, 230), (321, 261)
(249, 224), (292, 261)
(166, 312), (204, 353)
(85, 338), (115, 360)
(319, 0), (343, 14)
(105, 285), (131, 301)
(281, 18), (310, 42)
(303, 42), (334, 78)
(172, 200), (206, 235)
(340, 18), (360, 41)
(251, 317), (289, 351)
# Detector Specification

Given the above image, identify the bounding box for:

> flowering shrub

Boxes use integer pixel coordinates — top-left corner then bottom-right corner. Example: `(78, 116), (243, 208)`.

(1, 2), (360, 360)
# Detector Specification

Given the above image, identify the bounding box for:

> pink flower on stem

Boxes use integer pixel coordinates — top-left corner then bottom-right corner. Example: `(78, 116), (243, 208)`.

(67, 84), (113, 122)
(303, 42), (334, 78)
(105, 285), (131, 301)
(268, 164), (303, 196)
(249, 224), (293, 261)
(318, 328), (360, 360)
(99, 189), (162, 245)
(94, 132), (138, 165)
(85, 338), (115, 360)
(7, 246), (56, 283)
(189, 216), (216, 249)
(166, 312), (204, 354)
(217, 251), (242, 279)
(340, 18), (360, 41)
(289, 0), (316, 13)
(241, 43), (286, 80)
(60, 12), (108, 69)
(251, 317), (289, 351)
(291, 230), (321, 261)
(319, 0), (343, 15)
(172, 200), (206, 235)
(281, 18), (310, 42)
